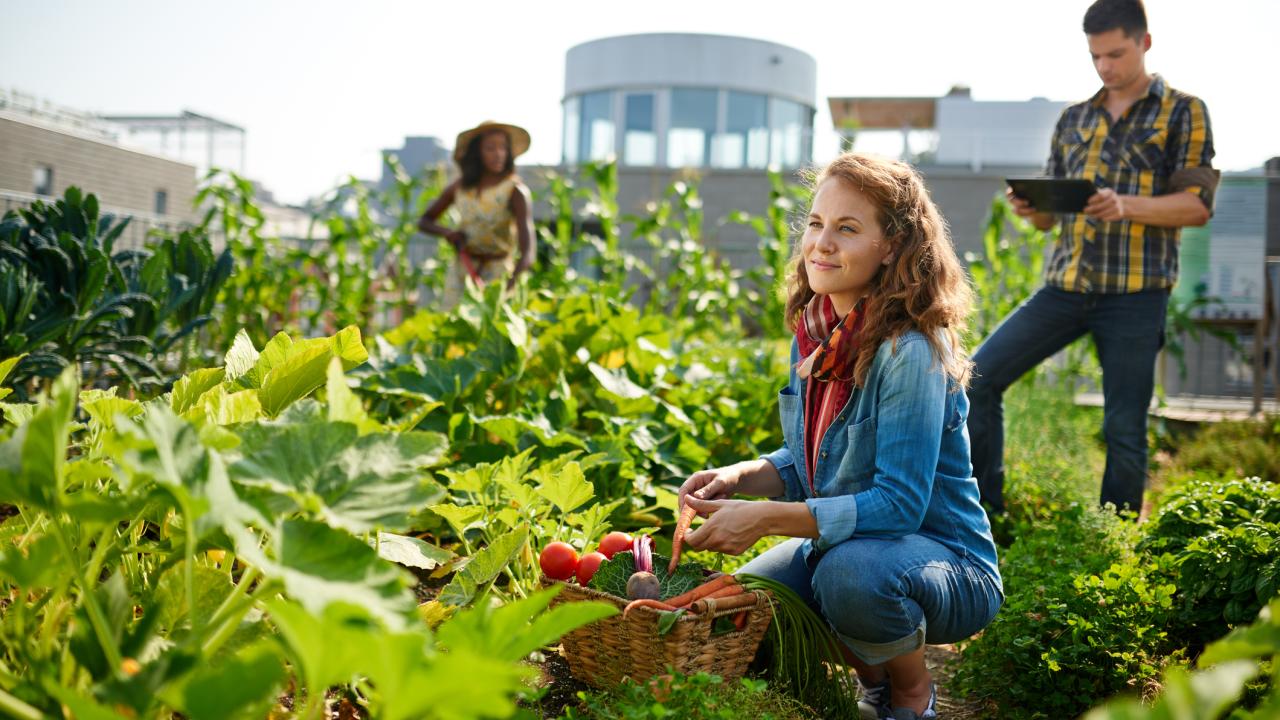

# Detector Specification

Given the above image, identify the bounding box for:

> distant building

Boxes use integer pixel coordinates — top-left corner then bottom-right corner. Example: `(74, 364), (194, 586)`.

(562, 33), (816, 170)
(0, 90), (198, 245)
(525, 33), (818, 269)
(102, 110), (247, 179)
(828, 86), (1069, 261)
(0, 90), (320, 243)
(379, 136), (450, 193)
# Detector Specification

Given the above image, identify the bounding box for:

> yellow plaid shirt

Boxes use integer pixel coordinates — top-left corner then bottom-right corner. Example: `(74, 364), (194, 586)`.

(1045, 74), (1216, 294)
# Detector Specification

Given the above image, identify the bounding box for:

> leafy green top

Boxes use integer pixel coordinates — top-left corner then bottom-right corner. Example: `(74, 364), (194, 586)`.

(587, 550), (704, 602)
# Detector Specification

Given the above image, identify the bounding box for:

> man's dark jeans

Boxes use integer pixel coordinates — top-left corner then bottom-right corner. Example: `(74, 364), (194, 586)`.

(967, 286), (1169, 514)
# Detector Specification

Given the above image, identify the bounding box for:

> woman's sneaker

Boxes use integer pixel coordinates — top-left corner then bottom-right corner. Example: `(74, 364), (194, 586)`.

(856, 676), (892, 719)
(890, 682), (938, 719)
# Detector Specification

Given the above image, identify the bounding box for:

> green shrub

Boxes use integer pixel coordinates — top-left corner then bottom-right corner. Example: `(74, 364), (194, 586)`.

(0, 188), (230, 397)
(955, 504), (1183, 718)
(1140, 474), (1280, 646)
(1084, 598), (1280, 720)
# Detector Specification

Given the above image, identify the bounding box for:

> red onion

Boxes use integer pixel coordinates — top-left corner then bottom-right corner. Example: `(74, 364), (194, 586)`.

(632, 534), (653, 574)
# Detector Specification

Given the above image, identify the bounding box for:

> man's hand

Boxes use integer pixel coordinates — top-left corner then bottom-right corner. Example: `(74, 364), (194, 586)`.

(1006, 187), (1039, 218)
(680, 495), (768, 556)
(1084, 188), (1127, 222)
(445, 229), (467, 249)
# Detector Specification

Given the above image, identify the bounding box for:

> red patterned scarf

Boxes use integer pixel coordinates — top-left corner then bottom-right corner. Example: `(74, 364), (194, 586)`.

(796, 295), (867, 491)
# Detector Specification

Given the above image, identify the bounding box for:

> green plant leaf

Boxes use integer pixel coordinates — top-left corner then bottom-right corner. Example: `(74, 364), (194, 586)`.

(0, 354), (25, 402)
(326, 356), (380, 434)
(0, 367), (76, 510)
(44, 685), (132, 720)
(0, 355), (24, 386)
(587, 550), (704, 601)
(264, 599), (371, 697)
(247, 519), (416, 630)
(115, 406), (265, 536)
(0, 402), (36, 427)
(475, 413), (586, 449)
(0, 532), (61, 588)
(238, 332), (291, 390)
(183, 385), (263, 426)
(256, 328), (370, 417)
(375, 532), (455, 571)
(429, 503), (487, 538)
(80, 388), (144, 432)
(232, 421), (447, 533)
(566, 498), (625, 542)
(179, 641), (285, 720)
(222, 329), (259, 383)
(257, 341), (334, 418)
(1198, 600), (1280, 666)
(170, 367), (227, 414)
(436, 586), (617, 663)
(366, 638), (528, 720)
(330, 325), (370, 367)
(438, 524), (529, 606)
(1082, 660), (1259, 719)
(588, 362), (649, 400)
(534, 461), (594, 514)
(154, 561), (234, 636)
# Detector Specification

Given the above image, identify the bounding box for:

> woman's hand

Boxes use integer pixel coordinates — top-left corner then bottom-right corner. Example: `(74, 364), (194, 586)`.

(678, 464), (745, 511)
(680, 495), (770, 556)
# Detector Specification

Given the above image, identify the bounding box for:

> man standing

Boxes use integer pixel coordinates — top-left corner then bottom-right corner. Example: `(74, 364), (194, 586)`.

(968, 0), (1217, 515)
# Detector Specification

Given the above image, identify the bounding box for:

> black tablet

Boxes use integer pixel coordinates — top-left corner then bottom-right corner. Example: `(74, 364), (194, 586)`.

(1006, 177), (1098, 213)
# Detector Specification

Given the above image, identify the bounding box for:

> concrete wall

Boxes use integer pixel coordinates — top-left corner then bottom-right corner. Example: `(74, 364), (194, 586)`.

(523, 164), (782, 273)
(519, 163), (1039, 277)
(0, 113), (198, 222)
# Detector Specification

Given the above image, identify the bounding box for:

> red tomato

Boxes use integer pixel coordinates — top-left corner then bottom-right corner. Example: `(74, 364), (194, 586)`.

(597, 531), (633, 559)
(576, 551), (608, 585)
(539, 542), (579, 581)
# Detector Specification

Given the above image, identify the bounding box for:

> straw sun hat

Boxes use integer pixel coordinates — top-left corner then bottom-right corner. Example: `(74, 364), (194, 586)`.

(453, 121), (531, 163)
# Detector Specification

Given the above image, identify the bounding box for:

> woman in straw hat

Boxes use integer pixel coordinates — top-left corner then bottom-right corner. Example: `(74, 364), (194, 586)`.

(417, 121), (535, 295)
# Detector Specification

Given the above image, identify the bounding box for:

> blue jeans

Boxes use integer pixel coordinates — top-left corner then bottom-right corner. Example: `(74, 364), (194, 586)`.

(737, 536), (1003, 665)
(967, 286), (1170, 513)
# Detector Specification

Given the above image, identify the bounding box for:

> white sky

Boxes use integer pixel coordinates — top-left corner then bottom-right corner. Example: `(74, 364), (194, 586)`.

(3, 0), (1276, 205)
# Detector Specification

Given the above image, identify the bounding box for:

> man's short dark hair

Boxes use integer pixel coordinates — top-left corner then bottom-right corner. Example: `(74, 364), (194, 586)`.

(1083, 0), (1148, 38)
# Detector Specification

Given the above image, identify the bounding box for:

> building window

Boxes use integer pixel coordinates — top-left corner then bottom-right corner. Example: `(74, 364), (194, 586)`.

(623, 93), (656, 166)
(578, 91), (615, 163)
(562, 96), (581, 165)
(154, 190), (168, 216)
(714, 91), (769, 169)
(667, 88), (717, 168)
(769, 98), (809, 168)
(33, 165), (53, 196)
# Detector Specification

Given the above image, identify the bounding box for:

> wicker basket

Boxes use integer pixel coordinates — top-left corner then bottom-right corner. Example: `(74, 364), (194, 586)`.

(544, 576), (773, 688)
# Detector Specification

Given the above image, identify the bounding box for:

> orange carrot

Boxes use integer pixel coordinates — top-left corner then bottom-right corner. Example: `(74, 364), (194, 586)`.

(622, 598), (680, 618)
(699, 584), (745, 603)
(732, 610), (748, 631)
(668, 503), (699, 574)
(663, 573), (737, 609)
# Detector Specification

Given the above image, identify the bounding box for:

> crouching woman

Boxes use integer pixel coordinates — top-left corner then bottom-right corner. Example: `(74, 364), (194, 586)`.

(678, 153), (1003, 720)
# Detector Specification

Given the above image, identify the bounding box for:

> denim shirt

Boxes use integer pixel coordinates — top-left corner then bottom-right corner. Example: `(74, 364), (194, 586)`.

(763, 330), (1002, 583)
